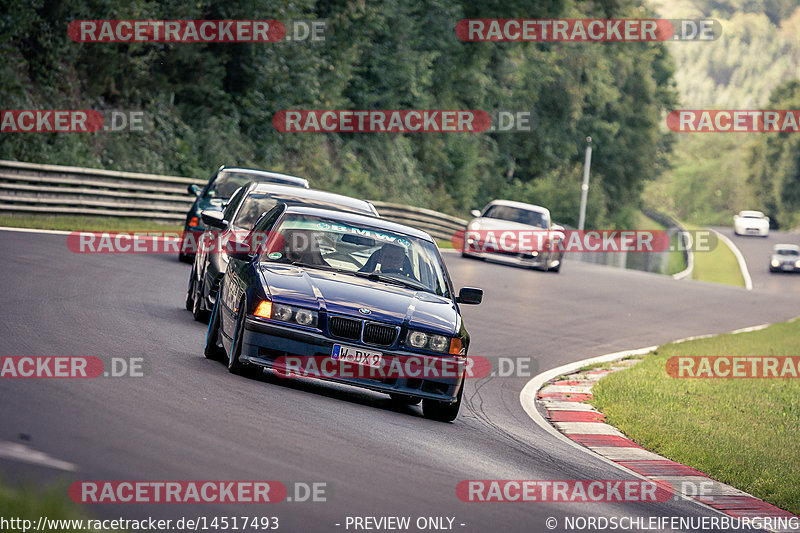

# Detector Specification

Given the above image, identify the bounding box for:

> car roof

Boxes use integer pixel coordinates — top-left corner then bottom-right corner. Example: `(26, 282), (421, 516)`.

(243, 182), (378, 216)
(483, 199), (550, 215)
(222, 167), (310, 188)
(773, 244), (800, 251)
(282, 205), (434, 241)
(739, 210), (765, 217)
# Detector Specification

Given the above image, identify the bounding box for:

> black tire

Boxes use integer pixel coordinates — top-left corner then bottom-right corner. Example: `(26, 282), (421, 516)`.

(179, 252), (193, 264)
(192, 276), (210, 323)
(389, 393), (421, 406)
(548, 263), (561, 273)
(185, 272), (194, 311)
(422, 384), (463, 422)
(227, 299), (247, 375)
(204, 299), (225, 361)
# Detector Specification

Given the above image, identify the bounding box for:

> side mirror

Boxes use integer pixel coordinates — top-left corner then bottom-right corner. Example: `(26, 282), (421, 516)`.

(188, 184), (201, 197)
(228, 250), (254, 262)
(456, 287), (483, 305)
(201, 210), (227, 229)
(470, 209), (481, 218)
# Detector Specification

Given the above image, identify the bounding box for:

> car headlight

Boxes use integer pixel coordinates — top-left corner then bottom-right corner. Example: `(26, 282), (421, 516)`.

(257, 302), (318, 328)
(468, 221), (481, 231)
(771, 259), (780, 268)
(294, 309), (316, 326)
(795, 260), (800, 268)
(428, 335), (449, 352)
(407, 331), (428, 348)
(405, 330), (453, 353)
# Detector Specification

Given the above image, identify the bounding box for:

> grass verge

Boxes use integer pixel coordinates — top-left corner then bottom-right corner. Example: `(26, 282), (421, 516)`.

(590, 318), (800, 515)
(684, 222), (744, 287)
(0, 478), (121, 532)
(0, 214), (182, 232)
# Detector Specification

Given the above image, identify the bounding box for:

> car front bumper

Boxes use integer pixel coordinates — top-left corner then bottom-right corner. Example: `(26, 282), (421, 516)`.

(770, 262), (800, 272)
(463, 247), (553, 269)
(240, 318), (465, 403)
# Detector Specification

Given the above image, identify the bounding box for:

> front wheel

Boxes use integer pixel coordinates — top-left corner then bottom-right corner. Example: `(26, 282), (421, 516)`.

(204, 298), (225, 361)
(422, 384), (463, 422)
(185, 269), (195, 311)
(192, 276), (210, 323)
(228, 299), (248, 375)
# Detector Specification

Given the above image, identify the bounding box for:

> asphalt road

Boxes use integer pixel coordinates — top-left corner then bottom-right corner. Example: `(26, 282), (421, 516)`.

(1, 229), (798, 532)
(712, 225), (800, 293)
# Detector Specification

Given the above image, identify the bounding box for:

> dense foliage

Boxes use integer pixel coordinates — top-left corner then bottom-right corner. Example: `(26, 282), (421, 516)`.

(748, 80), (800, 229)
(0, 0), (678, 226)
(645, 0), (800, 226)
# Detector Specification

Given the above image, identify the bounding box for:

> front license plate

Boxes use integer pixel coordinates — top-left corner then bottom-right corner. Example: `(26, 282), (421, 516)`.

(331, 344), (382, 368)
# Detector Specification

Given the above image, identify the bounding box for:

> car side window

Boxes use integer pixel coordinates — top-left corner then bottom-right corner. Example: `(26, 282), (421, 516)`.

(252, 204), (284, 233)
(222, 187), (247, 221)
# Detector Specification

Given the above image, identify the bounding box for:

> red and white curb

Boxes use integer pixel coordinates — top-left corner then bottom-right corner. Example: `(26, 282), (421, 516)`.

(520, 335), (797, 532)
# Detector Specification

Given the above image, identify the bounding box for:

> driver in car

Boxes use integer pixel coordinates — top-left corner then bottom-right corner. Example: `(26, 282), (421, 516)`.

(361, 242), (412, 277)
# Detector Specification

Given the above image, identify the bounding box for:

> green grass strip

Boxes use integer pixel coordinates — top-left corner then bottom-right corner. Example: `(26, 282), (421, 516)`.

(0, 478), (123, 533)
(684, 222), (744, 287)
(0, 214), (182, 232)
(591, 318), (800, 514)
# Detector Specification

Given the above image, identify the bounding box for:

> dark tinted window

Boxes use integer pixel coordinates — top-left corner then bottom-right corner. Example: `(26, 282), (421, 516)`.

(222, 186), (247, 221)
(776, 248), (800, 256)
(206, 172), (253, 198)
(483, 205), (547, 227)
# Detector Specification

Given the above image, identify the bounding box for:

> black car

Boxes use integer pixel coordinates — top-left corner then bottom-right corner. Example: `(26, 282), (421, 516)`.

(186, 182), (379, 322)
(204, 205), (483, 422)
(179, 166), (311, 262)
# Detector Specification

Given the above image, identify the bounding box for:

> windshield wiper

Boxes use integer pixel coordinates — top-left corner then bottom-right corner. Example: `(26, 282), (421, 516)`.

(351, 271), (427, 291)
(290, 261), (342, 272)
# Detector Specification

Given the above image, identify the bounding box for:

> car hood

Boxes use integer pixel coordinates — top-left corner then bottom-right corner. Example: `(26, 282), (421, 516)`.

(258, 264), (458, 334)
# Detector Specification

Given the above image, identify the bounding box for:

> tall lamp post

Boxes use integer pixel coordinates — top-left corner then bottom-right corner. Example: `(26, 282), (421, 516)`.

(577, 136), (592, 231)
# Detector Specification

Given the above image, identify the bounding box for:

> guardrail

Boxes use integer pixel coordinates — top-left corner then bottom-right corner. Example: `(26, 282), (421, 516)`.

(0, 161), (693, 276)
(0, 160), (467, 238)
(369, 202), (466, 241)
(0, 160), (200, 222)
(641, 208), (693, 279)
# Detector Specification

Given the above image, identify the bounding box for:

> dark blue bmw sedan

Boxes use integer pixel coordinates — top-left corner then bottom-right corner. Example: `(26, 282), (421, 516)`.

(205, 204), (483, 421)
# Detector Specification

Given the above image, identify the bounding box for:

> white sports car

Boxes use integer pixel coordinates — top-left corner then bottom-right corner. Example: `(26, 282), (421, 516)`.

(733, 210), (769, 237)
(461, 200), (564, 272)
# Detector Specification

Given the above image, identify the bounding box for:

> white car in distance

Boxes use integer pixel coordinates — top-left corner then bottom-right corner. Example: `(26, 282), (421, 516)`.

(733, 210), (769, 237)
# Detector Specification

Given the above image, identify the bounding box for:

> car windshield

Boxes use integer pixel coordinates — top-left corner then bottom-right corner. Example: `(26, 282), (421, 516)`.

(233, 194), (280, 229)
(742, 212), (765, 219)
(776, 248), (800, 256)
(259, 214), (451, 297)
(483, 205), (547, 227)
(206, 172), (253, 198)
